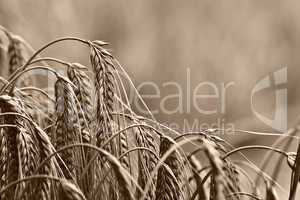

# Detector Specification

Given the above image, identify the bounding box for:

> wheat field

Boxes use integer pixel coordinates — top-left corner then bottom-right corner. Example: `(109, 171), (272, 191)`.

(0, 25), (299, 200)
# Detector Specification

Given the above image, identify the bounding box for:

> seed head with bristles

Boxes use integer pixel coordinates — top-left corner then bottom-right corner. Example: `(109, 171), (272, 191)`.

(67, 63), (92, 144)
(0, 95), (38, 198)
(59, 179), (87, 200)
(54, 77), (81, 179)
(135, 125), (158, 199)
(90, 43), (116, 151)
(156, 136), (185, 200)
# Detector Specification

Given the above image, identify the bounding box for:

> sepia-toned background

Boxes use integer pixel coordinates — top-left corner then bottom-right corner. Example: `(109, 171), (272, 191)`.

(1, 0), (300, 197)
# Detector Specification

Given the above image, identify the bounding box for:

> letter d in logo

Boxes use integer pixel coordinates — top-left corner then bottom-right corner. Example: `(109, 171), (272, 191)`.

(251, 67), (287, 132)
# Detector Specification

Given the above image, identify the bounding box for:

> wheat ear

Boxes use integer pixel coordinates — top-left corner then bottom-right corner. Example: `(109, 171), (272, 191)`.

(67, 63), (92, 144)
(59, 179), (87, 200)
(135, 123), (158, 199)
(54, 77), (82, 179)
(155, 135), (185, 200)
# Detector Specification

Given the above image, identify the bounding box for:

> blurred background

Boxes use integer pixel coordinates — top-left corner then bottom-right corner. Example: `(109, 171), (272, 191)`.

(1, 0), (300, 197)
